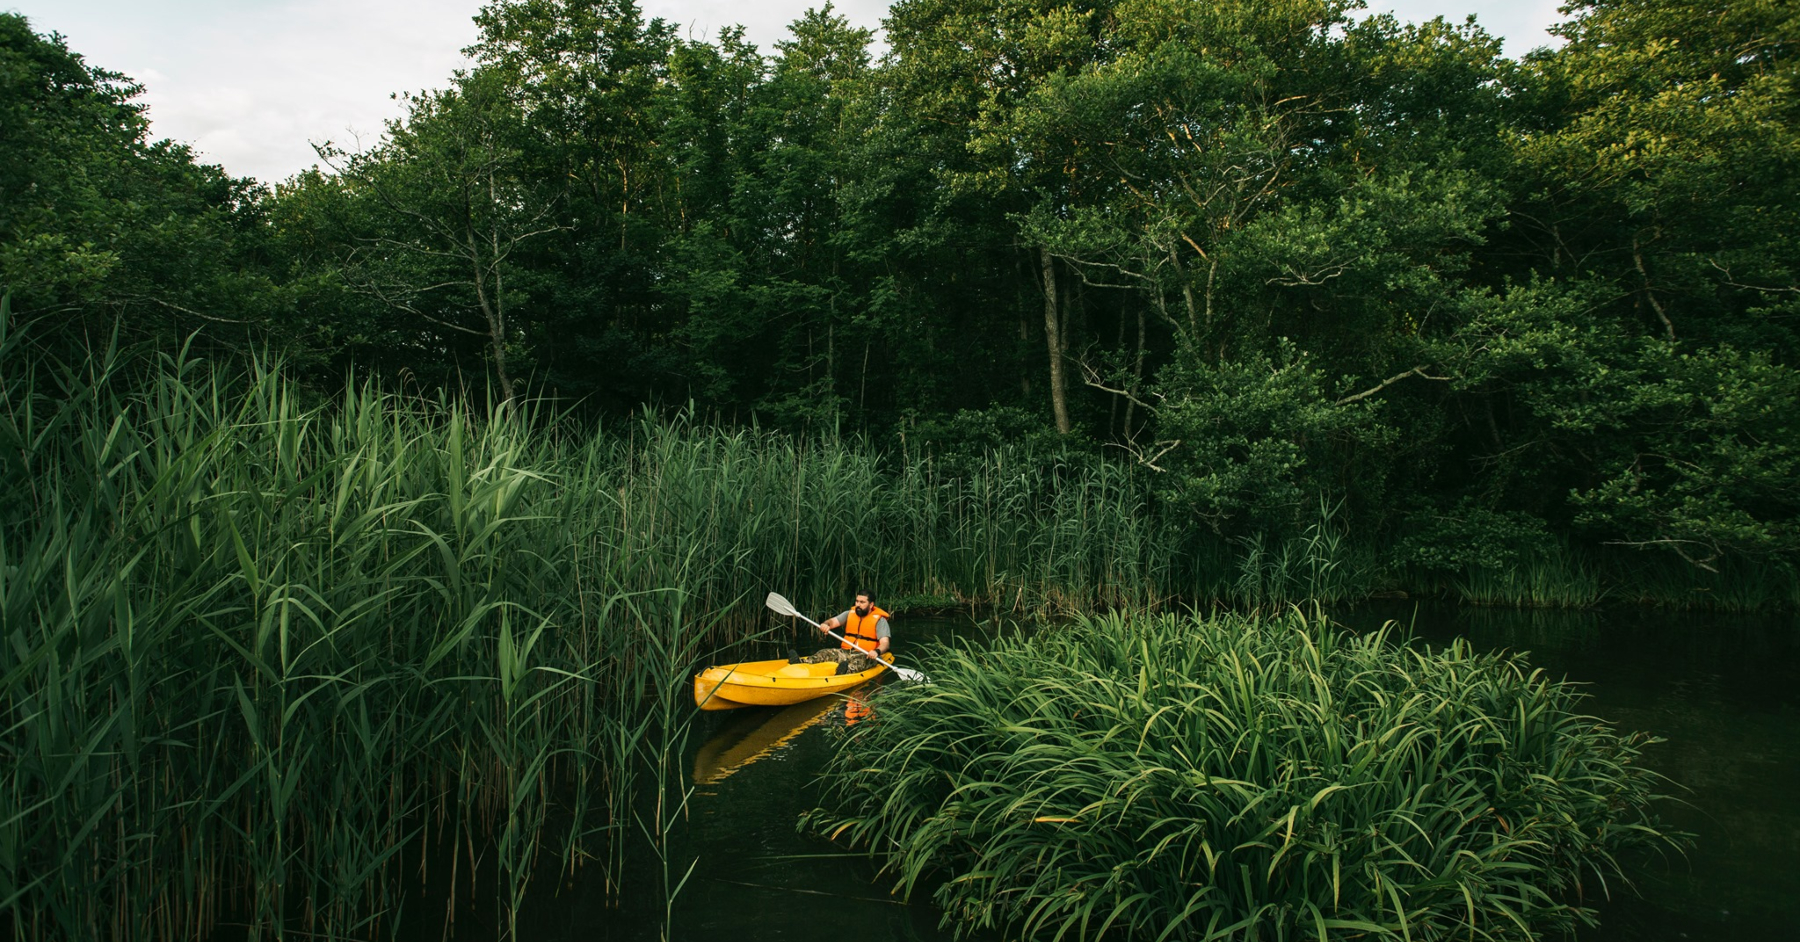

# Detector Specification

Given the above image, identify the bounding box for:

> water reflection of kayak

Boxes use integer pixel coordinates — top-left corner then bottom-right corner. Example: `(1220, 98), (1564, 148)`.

(691, 697), (839, 785)
(692, 658), (888, 711)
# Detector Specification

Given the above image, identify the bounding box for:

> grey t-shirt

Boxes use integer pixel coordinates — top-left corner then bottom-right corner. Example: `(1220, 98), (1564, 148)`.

(837, 610), (891, 640)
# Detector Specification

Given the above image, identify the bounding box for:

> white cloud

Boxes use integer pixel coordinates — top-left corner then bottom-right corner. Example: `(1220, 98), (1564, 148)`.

(643, 0), (888, 48)
(9, 0), (1561, 184)
(1362, 0), (1567, 56)
(11, 0), (483, 182)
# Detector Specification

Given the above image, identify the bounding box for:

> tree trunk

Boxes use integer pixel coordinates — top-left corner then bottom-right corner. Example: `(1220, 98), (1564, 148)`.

(1633, 232), (1676, 341)
(1124, 302), (1146, 439)
(492, 225), (515, 401)
(1016, 254), (1032, 399)
(1019, 308), (1032, 399)
(1040, 246), (1071, 434)
(471, 249), (515, 401)
(1110, 303), (1127, 438)
(490, 324), (514, 401)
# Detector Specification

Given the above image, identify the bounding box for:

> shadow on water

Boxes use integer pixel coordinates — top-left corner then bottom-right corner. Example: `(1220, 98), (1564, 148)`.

(412, 605), (1797, 942)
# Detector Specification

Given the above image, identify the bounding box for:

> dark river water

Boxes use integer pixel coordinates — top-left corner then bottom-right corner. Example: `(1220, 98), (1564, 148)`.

(500, 604), (1798, 941)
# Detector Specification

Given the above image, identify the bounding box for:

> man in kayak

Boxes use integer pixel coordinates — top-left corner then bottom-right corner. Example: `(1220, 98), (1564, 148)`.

(796, 590), (891, 674)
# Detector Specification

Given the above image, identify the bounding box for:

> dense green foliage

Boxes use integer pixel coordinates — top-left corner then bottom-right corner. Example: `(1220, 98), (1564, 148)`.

(808, 610), (1685, 941)
(5, 0), (1796, 597)
(0, 16), (284, 353)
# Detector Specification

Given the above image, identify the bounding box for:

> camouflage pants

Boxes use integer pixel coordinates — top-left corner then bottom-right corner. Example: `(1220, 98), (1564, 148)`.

(799, 647), (879, 675)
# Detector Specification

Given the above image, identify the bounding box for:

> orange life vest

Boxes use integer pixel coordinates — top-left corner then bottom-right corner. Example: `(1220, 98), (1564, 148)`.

(842, 606), (890, 653)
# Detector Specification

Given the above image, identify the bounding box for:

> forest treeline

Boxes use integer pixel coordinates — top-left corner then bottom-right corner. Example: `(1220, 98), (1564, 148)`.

(3, 0), (1797, 600)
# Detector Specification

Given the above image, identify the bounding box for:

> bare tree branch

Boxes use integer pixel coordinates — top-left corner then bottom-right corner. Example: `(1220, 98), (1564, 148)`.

(1632, 231), (1676, 341)
(1334, 366), (1448, 406)
(1603, 538), (1721, 573)
(1708, 258), (1800, 295)
(1105, 438), (1182, 473)
(141, 297), (250, 325)
(1268, 257), (1354, 287)
(1077, 357), (1160, 416)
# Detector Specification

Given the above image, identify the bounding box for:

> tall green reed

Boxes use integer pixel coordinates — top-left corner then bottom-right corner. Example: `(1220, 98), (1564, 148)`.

(1233, 497), (1362, 608)
(594, 418), (1183, 621)
(1598, 551), (1800, 611)
(0, 333), (726, 939)
(1453, 542), (1606, 608)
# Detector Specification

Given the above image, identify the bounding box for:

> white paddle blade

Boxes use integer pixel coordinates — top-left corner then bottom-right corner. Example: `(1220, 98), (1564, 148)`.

(764, 591), (800, 618)
(890, 665), (928, 683)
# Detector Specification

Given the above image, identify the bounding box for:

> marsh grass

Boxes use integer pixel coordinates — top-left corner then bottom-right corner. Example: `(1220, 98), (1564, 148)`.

(1453, 543), (1607, 608)
(0, 310), (1177, 939)
(1445, 543), (1800, 612)
(0, 332), (687, 940)
(807, 609), (1687, 942)
(1599, 552), (1800, 611)
(1233, 499), (1364, 608)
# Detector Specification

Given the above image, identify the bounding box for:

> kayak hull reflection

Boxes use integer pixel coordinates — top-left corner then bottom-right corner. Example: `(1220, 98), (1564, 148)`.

(692, 697), (839, 784)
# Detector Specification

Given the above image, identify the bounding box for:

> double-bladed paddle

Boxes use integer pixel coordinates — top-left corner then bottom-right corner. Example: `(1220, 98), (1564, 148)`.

(765, 591), (927, 683)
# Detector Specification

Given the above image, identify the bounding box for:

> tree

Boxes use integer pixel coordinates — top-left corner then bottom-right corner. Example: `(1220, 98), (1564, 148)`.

(990, 2), (1515, 535)
(467, 0), (682, 407)
(657, 7), (889, 425)
(0, 13), (280, 356)
(1436, 0), (1800, 571)
(883, 0), (1123, 433)
(316, 69), (562, 399)
(1512, 0), (1800, 349)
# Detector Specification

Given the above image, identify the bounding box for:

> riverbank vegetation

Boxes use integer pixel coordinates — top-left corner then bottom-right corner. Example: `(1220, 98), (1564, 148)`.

(809, 609), (1688, 941)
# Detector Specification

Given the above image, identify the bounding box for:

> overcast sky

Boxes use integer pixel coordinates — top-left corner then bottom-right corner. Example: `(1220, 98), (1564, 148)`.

(8, 0), (1566, 185)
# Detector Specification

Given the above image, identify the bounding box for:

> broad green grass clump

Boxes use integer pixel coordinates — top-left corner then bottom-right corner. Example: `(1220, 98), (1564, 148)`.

(809, 611), (1685, 941)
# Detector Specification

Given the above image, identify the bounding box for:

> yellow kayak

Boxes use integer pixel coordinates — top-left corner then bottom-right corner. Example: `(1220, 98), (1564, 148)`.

(693, 657), (889, 711)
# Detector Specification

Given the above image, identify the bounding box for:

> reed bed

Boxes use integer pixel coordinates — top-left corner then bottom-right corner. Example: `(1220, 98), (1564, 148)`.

(1597, 552), (1800, 611)
(1232, 499), (1365, 608)
(1451, 543), (1607, 608)
(1443, 544), (1800, 611)
(0, 339), (677, 941)
(807, 609), (1686, 942)
(0, 308), (1177, 939)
